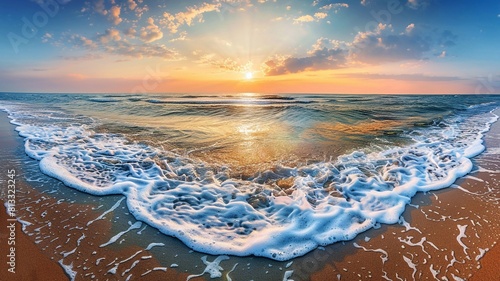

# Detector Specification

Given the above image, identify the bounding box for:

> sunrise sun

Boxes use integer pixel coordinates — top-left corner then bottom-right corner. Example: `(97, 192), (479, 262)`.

(245, 72), (253, 80)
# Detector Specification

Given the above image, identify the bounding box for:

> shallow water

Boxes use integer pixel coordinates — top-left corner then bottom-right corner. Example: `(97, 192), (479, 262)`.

(0, 93), (499, 264)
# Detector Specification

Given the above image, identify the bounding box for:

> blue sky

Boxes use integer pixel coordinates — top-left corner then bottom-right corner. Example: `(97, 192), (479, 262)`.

(1, 0), (499, 93)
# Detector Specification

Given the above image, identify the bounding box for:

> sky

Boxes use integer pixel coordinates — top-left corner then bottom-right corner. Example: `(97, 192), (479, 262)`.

(0, 0), (499, 94)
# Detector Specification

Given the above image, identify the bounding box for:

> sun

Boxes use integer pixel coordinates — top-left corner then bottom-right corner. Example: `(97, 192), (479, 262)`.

(245, 72), (253, 80)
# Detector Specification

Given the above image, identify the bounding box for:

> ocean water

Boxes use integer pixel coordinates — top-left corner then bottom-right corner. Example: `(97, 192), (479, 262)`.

(0, 93), (499, 261)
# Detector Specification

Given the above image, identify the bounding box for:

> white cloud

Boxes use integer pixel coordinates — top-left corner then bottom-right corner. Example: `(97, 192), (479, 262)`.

(350, 24), (433, 64)
(108, 5), (122, 25)
(124, 27), (137, 37)
(406, 23), (415, 33)
(321, 3), (349, 13)
(140, 17), (163, 43)
(314, 12), (328, 20)
(293, 15), (315, 24)
(170, 31), (187, 42)
(127, 0), (137, 10)
(407, 0), (430, 10)
(294, 12), (329, 24)
(162, 3), (221, 33)
(98, 28), (121, 44)
(71, 34), (98, 49)
(41, 33), (53, 43)
(263, 39), (347, 75)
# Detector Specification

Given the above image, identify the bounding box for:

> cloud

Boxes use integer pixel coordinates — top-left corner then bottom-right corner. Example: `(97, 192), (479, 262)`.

(179, 3), (220, 25)
(134, 4), (149, 18)
(98, 28), (121, 44)
(407, 0), (430, 10)
(127, 0), (137, 10)
(350, 23), (433, 64)
(94, 0), (107, 15)
(406, 23), (415, 33)
(437, 50), (447, 58)
(139, 17), (163, 43)
(262, 23), (457, 75)
(105, 41), (180, 60)
(293, 15), (315, 24)
(314, 12), (328, 20)
(41, 33), (52, 43)
(71, 29), (179, 60)
(293, 11), (330, 24)
(162, 2), (221, 33)
(71, 34), (97, 49)
(109, 5), (122, 25)
(194, 52), (250, 72)
(124, 27), (137, 37)
(170, 31), (187, 42)
(338, 73), (464, 81)
(263, 39), (347, 75)
(321, 3), (349, 13)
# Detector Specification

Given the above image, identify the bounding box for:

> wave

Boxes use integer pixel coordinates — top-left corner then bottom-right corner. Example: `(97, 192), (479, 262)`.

(88, 98), (122, 103)
(145, 97), (312, 106)
(1, 103), (498, 261)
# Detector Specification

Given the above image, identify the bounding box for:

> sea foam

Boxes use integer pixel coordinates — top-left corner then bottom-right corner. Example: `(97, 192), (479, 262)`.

(1, 104), (498, 261)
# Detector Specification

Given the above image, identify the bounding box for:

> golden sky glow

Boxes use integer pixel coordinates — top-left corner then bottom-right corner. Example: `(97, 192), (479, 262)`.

(1, 0), (499, 94)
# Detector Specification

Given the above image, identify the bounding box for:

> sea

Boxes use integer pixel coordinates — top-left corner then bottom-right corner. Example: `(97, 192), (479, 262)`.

(0, 93), (499, 280)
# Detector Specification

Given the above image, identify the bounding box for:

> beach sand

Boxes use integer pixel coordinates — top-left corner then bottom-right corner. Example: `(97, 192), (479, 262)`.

(1, 108), (499, 281)
(0, 200), (69, 280)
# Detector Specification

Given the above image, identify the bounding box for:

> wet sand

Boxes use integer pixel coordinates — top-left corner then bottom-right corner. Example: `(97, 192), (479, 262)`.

(1, 108), (499, 281)
(0, 201), (69, 280)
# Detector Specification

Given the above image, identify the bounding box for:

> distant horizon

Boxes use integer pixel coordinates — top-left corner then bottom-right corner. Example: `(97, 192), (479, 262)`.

(1, 0), (499, 94)
(1, 91), (500, 96)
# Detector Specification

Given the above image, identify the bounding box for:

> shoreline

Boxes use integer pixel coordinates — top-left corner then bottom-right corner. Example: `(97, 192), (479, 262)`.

(0, 110), (191, 280)
(0, 107), (499, 280)
(0, 111), (69, 280)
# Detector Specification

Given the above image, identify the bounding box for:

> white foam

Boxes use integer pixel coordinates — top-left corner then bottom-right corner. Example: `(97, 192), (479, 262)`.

(107, 263), (119, 275)
(77, 234), (86, 246)
(122, 260), (140, 276)
(429, 264), (440, 279)
(145, 242), (165, 250)
(353, 242), (388, 263)
(226, 263), (239, 281)
(4, 103), (499, 261)
(283, 270), (294, 281)
(61, 247), (77, 258)
(475, 248), (488, 261)
(99, 222), (142, 248)
(456, 225), (469, 258)
(58, 260), (77, 281)
(398, 236), (430, 258)
(87, 197), (125, 226)
(402, 255), (417, 280)
(95, 257), (105, 265)
(186, 256), (229, 280)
